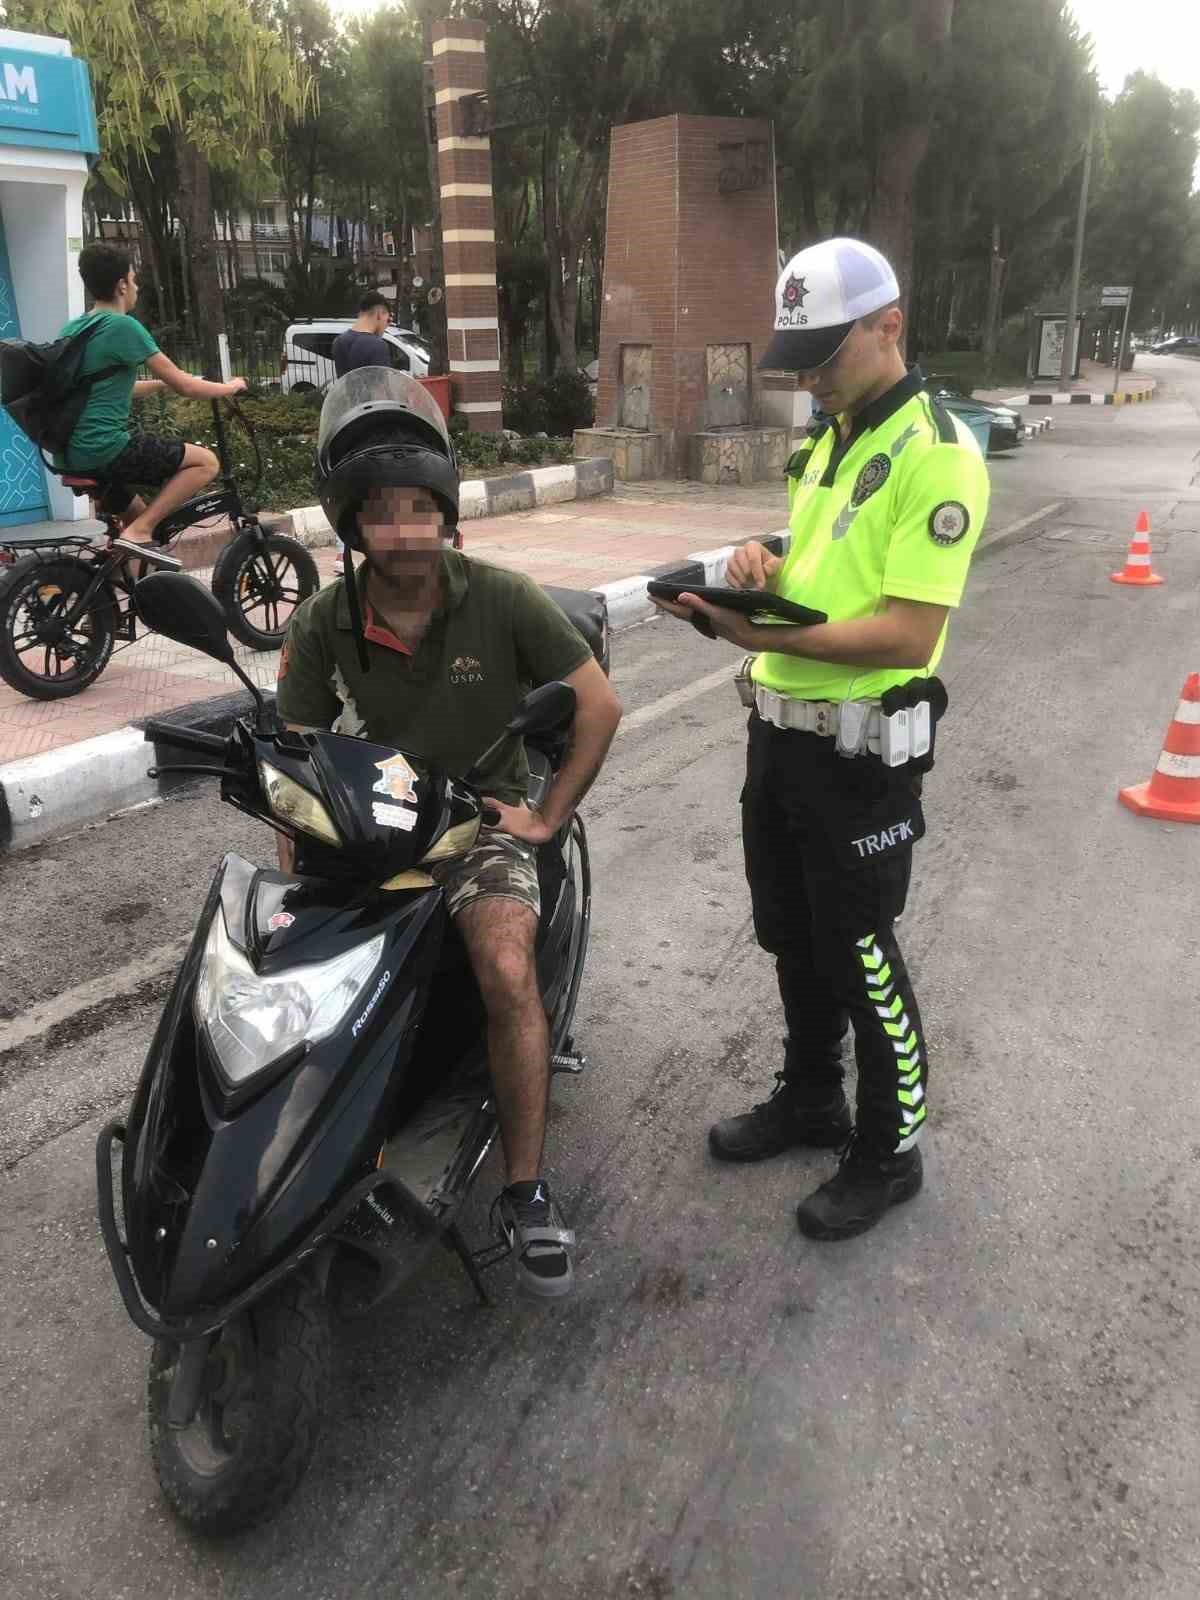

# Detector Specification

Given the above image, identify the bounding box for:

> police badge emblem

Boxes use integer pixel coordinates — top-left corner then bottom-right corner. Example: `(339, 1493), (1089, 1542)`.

(850, 453), (891, 508)
(928, 501), (971, 546)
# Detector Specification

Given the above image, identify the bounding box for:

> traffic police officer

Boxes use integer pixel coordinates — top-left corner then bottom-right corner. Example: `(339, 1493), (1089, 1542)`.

(652, 238), (989, 1239)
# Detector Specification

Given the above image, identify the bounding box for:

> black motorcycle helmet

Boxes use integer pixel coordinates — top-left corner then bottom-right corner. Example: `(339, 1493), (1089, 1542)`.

(314, 367), (460, 549)
(314, 368), (461, 671)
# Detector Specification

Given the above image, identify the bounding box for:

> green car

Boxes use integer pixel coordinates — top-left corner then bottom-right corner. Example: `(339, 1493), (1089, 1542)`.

(809, 382), (1023, 456)
(928, 381), (1023, 456)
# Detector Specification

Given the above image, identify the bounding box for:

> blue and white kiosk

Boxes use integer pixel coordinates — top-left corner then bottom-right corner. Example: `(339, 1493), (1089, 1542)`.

(0, 29), (98, 531)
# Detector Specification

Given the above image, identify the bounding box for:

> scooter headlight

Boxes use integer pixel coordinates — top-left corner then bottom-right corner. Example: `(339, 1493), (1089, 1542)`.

(259, 760), (341, 846)
(194, 908), (386, 1085)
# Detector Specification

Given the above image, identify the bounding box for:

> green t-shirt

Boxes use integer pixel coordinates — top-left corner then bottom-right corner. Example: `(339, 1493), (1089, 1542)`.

(58, 310), (160, 470)
(275, 551), (594, 805)
(753, 371), (991, 703)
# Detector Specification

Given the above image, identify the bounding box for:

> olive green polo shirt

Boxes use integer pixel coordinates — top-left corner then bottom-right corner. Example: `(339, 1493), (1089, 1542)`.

(753, 370), (990, 703)
(275, 551), (593, 804)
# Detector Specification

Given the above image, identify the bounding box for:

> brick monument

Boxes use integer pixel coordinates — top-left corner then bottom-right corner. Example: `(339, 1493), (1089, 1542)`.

(431, 18), (502, 433)
(577, 115), (800, 482)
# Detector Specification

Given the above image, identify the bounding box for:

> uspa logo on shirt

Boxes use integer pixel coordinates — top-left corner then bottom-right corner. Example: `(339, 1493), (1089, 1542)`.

(450, 654), (484, 685)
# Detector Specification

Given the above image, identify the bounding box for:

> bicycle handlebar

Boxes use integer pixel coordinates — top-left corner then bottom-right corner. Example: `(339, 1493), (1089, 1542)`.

(143, 719), (230, 756)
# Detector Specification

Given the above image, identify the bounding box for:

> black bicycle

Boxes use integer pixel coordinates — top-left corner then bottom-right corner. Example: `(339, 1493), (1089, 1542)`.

(0, 400), (319, 701)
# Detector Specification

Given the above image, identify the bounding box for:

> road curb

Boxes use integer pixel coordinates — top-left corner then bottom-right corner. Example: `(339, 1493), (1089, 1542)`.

(285, 456), (615, 548)
(1004, 383), (1156, 407)
(0, 529), (789, 852)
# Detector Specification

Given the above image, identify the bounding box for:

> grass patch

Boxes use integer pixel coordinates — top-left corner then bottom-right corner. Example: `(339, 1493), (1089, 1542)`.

(920, 350), (1028, 395)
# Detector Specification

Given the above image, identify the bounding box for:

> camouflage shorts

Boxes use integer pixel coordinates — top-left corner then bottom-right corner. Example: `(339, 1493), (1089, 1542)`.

(428, 828), (540, 920)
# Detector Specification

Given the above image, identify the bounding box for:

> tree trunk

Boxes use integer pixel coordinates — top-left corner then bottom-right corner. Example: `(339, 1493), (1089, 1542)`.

(860, 0), (954, 333)
(251, 188), (264, 281)
(176, 138), (226, 377)
(981, 218), (1007, 376)
(801, 174), (819, 242)
(132, 191), (167, 326)
(178, 221), (192, 339)
(947, 270), (966, 348)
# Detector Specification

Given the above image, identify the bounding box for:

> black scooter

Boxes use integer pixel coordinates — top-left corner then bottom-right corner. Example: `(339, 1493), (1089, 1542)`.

(96, 571), (606, 1534)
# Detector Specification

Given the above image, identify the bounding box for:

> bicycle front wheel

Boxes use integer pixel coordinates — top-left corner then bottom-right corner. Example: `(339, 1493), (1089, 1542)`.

(0, 556), (117, 700)
(211, 529), (319, 651)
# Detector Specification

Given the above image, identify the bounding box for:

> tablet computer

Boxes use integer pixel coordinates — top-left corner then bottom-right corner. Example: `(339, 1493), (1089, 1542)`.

(646, 581), (827, 627)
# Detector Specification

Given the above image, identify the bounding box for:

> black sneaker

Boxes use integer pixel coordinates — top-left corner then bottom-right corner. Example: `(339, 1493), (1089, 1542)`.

(493, 1180), (576, 1300)
(795, 1137), (923, 1241)
(708, 1075), (852, 1162)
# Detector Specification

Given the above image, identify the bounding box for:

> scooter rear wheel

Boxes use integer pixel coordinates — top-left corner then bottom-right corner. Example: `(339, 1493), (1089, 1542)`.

(147, 1268), (331, 1534)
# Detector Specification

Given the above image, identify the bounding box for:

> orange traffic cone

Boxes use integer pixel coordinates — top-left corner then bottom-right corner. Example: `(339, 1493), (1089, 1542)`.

(1119, 674), (1200, 823)
(1110, 512), (1164, 586)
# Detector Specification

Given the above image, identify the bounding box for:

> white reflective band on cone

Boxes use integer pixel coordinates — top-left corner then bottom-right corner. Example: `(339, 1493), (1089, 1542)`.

(1156, 752), (1200, 778)
(1126, 552), (1151, 565)
(1175, 702), (1200, 725)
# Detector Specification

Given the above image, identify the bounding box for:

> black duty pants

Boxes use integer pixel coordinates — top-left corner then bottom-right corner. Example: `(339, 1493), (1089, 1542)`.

(741, 711), (929, 1155)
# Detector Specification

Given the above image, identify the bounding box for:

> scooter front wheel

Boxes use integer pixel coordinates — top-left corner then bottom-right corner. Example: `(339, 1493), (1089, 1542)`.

(147, 1268), (331, 1534)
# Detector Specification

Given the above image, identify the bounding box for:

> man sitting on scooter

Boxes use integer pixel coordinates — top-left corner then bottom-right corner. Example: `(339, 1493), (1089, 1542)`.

(275, 369), (622, 1299)
(57, 243), (246, 543)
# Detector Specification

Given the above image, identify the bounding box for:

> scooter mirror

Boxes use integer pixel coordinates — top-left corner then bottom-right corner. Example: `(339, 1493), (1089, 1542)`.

(505, 681), (576, 737)
(136, 573), (237, 666)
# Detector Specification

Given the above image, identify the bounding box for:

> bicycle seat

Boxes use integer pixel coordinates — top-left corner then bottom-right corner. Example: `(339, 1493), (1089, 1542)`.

(59, 473), (103, 497)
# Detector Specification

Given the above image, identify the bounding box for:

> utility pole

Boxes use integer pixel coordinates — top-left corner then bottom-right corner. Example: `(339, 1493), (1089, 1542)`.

(1060, 122), (1094, 393)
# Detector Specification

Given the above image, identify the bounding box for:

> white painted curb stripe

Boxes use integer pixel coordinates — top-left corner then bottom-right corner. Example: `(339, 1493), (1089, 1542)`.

(1, 726), (150, 849)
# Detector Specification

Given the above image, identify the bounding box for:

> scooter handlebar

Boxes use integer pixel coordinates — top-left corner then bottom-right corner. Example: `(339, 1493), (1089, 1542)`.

(143, 720), (230, 757)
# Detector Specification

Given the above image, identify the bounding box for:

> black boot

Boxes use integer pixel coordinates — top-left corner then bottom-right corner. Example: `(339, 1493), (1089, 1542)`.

(795, 1137), (923, 1240)
(709, 1074), (852, 1162)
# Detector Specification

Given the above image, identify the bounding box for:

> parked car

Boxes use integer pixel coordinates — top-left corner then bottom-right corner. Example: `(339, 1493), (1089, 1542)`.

(809, 384), (1021, 456)
(929, 381), (1023, 455)
(1149, 334), (1200, 355)
(279, 319), (432, 393)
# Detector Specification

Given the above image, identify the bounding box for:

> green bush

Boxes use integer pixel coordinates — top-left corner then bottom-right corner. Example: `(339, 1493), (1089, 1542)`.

(127, 391), (574, 513)
(502, 369), (594, 436)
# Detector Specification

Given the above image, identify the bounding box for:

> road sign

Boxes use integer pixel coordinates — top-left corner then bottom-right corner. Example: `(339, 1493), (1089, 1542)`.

(1101, 286), (1132, 306)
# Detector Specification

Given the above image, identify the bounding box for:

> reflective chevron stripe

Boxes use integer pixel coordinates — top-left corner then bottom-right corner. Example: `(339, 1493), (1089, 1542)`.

(857, 933), (925, 1153)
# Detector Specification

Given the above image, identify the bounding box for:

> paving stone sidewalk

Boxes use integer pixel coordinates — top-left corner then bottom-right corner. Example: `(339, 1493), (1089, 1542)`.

(0, 480), (791, 765)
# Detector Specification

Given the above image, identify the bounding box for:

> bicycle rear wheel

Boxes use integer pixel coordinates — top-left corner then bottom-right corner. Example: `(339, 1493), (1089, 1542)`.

(0, 556), (117, 700)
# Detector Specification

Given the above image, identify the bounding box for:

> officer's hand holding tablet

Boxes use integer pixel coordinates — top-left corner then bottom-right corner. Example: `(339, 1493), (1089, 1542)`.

(646, 574), (826, 642)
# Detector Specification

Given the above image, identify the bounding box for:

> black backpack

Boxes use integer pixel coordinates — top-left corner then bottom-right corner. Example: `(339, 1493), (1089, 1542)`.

(0, 314), (124, 467)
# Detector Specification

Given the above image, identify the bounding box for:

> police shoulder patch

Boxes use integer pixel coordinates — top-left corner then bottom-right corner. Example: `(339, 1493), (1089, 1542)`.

(850, 452), (891, 508)
(928, 501), (970, 546)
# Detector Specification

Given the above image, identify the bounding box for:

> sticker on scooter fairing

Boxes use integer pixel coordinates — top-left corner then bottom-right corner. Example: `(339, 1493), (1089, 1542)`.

(268, 911), (295, 930)
(372, 753), (418, 804)
(352, 969), (391, 1037)
(372, 800), (418, 831)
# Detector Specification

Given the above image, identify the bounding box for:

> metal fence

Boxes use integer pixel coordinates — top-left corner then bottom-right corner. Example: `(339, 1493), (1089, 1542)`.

(156, 318), (285, 390)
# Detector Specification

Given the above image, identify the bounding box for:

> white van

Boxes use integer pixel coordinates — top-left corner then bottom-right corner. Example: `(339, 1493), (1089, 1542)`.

(279, 319), (432, 393)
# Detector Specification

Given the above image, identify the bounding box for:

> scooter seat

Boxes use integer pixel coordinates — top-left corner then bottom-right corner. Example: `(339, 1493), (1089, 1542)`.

(60, 474), (103, 495)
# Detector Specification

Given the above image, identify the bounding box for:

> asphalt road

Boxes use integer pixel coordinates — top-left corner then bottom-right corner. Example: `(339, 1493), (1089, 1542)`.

(2, 359), (1199, 1599)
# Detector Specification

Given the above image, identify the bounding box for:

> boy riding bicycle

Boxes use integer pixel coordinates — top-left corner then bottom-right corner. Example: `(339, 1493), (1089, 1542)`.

(59, 243), (246, 544)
